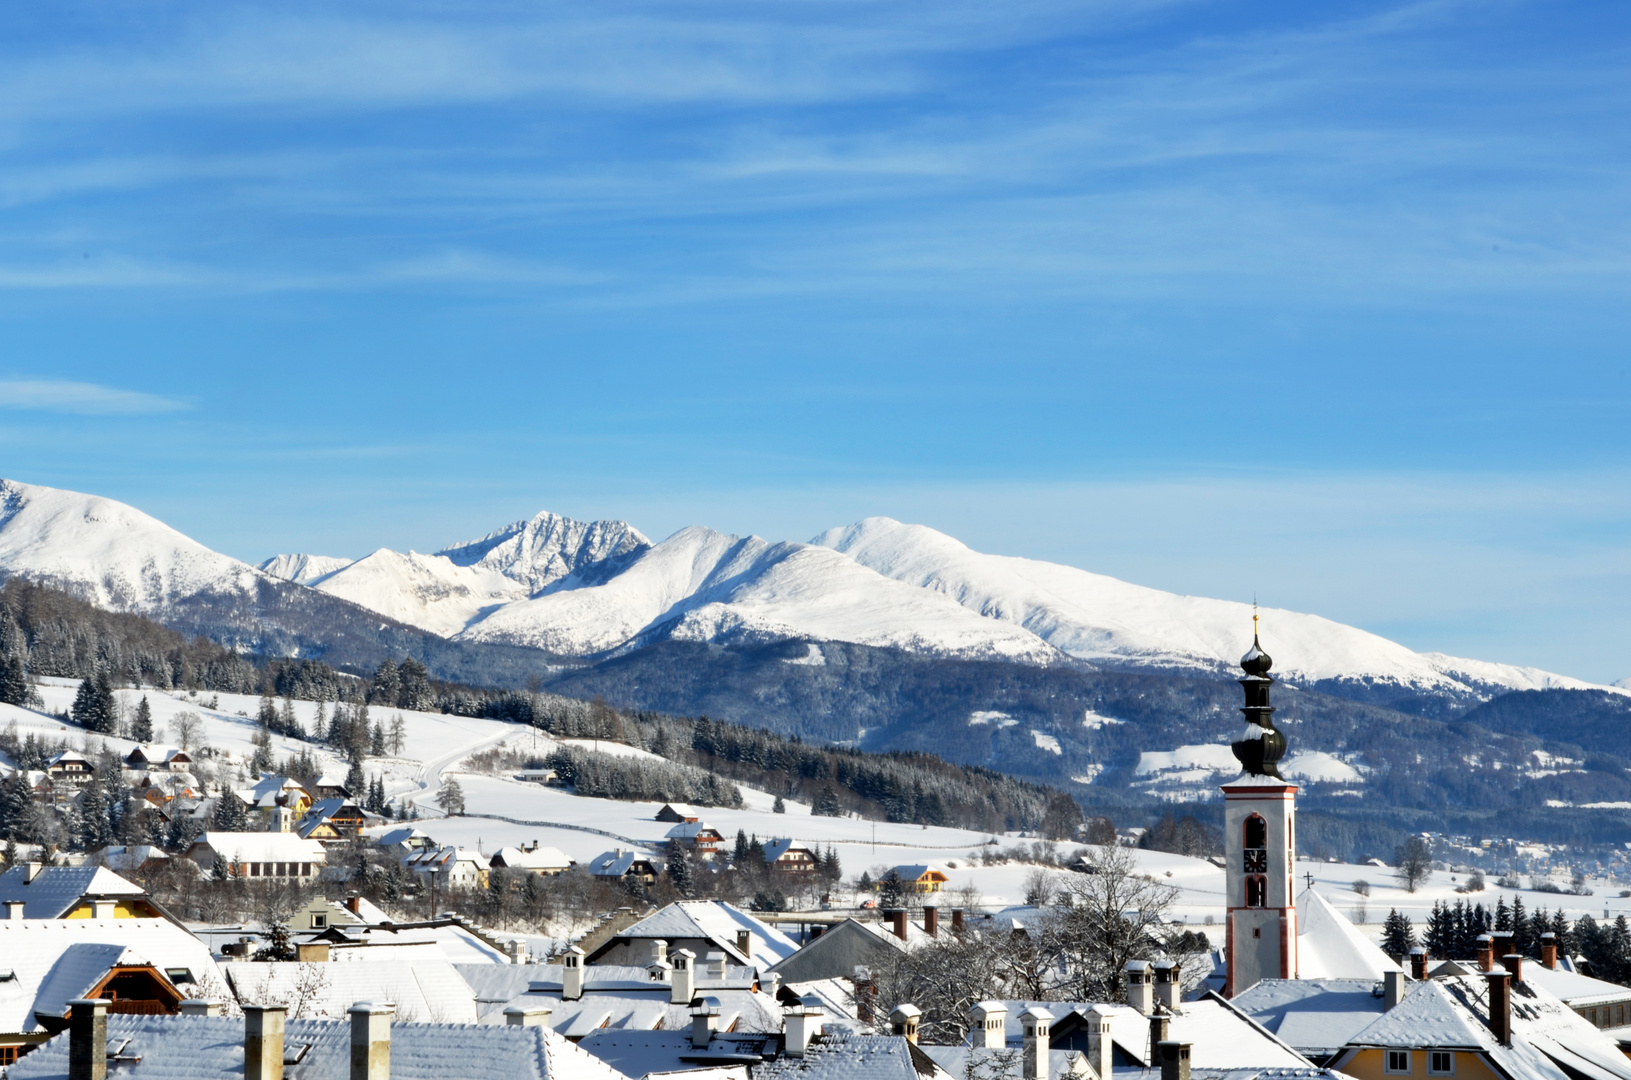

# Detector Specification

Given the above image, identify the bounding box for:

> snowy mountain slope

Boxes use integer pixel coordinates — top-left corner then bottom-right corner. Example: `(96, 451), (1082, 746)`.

(457, 525), (1062, 663)
(258, 553), (353, 585)
(0, 478), (263, 610)
(300, 548), (527, 637)
(813, 517), (1602, 696)
(436, 511), (651, 594)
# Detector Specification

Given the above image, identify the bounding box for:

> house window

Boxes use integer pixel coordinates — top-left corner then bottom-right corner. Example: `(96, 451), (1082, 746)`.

(1246, 876), (1267, 908)
(1385, 1051), (1411, 1075)
(1428, 1052), (1454, 1075)
(312, 913), (327, 929)
(0, 1047), (18, 1065)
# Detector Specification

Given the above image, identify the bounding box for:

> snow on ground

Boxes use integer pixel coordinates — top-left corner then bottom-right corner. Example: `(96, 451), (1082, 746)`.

(1280, 751), (1363, 784)
(1031, 731), (1062, 755)
(1136, 744), (1238, 775)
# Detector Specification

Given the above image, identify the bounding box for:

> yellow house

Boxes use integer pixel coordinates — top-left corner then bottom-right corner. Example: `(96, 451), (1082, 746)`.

(0, 864), (168, 920)
(890, 864), (949, 893)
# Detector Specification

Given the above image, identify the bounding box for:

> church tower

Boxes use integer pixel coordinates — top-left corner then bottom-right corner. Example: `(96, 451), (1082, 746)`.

(1222, 613), (1298, 997)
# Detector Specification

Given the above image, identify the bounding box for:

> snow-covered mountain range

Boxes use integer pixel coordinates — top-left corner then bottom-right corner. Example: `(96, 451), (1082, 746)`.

(0, 477), (1612, 698)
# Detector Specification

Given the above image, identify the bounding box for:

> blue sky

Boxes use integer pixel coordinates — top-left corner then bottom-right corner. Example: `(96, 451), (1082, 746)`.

(1, 1), (1629, 681)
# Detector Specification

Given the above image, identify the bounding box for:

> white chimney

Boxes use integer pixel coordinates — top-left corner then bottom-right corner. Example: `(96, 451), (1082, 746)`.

(562, 946), (585, 1001)
(506, 939), (529, 964)
(1020, 1006), (1053, 1080)
(348, 1002), (393, 1080)
(671, 948), (696, 1005)
(1385, 970), (1406, 1010)
(505, 1004), (553, 1027)
(648, 938), (669, 966)
(706, 950), (727, 980)
(24, 862), (41, 884)
(1125, 960), (1154, 1015)
(180, 1000), (222, 1017)
(762, 972), (781, 999)
(969, 1001), (1008, 1050)
(92, 899), (116, 920)
(1086, 1004), (1115, 1080)
(5, 901), (25, 920)
(784, 1004), (824, 1058)
(1153, 960), (1181, 1012)
(691, 999), (722, 1048)
(244, 1005), (286, 1080)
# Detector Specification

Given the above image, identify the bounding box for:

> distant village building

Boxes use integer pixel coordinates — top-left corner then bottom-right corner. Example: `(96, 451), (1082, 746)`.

(888, 865), (949, 894)
(763, 839), (819, 875)
(586, 849), (658, 886)
(490, 842), (573, 876)
(655, 803), (700, 824)
(184, 832), (326, 880)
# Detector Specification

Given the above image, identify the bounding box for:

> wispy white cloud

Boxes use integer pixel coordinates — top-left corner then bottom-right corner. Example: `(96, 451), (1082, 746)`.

(0, 380), (188, 415)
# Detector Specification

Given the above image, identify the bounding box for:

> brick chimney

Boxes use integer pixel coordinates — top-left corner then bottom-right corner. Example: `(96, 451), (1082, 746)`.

(852, 966), (876, 1023)
(1491, 931), (1513, 958)
(68, 999), (108, 1080)
(671, 948), (696, 1005)
(348, 1002), (394, 1080)
(244, 1005), (287, 1080)
(344, 895), (361, 916)
(562, 945), (585, 1001)
(1020, 1007), (1053, 1080)
(784, 1004), (823, 1058)
(951, 909), (965, 934)
(1125, 961), (1154, 1016)
(1541, 933), (1558, 970)
(969, 1001), (1007, 1049)
(1409, 947), (1428, 981)
(1159, 1041), (1192, 1080)
(888, 910), (908, 941)
(889, 1004), (921, 1045)
(1385, 971), (1406, 1010)
(923, 905), (939, 938)
(1475, 935), (1494, 972)
(1149, 1010), (1170, 1063)
(1153, 960), (1182, 1012)
(692, 1000), (722, 1048)
(1500, 954), (1524, 983)
(1485, 970), (1511, 1045)
(1086, 1005), (1115, 1080)
(504, 1005), (552, 1027)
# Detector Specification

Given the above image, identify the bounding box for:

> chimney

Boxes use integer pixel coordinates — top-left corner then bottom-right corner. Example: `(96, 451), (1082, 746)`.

(344, 895), (361, 916)
(180, 1000), (222, 1017)
(1149, 1010), (1170, 1062)
(736, 929), (752, 956)
(1476, 935), (1494, 972)
(348, 1002), (393, 1080)
(1492, 931), (1514, 959)
(562, 946), (585, 1001)
(671, 948), (696, 1005)
(24, 862), (41, 884)
(92, 899), (116, 920)
(1086, 1005), (1115, 1080)
(691, 1000), (722, 1048)
(889, 910), (907, 941)
(852, 966), (875, 1023)
(1541, 933), (1558, 970)
(923, 905), (938, 938)
(784, 1004), (823, 1059)
(1158, 1041), (1192, 1080)
(648, 938), (669, 966)
(1385, 970), (1406, 1010)
(6, 901), (24, 920)
(762, 972), (781, 999)
(1125, 960), (1154, 1015)
(1500, 954), (1524, 984)
(1409, 947), (1428, 982)
(1020, 1006), (1053, 1080)
(296, 943), (330, 963)
(951, 909), (965, 934)
(244, 1005), (287, 1080)
(1485, 970), (1511, 1045)
(1153, 960), (1182, 1012)
(889, 1004), (921, 1044)
(507, 939), (529, 964)
(505, 1004), (553, 1027)
(706, 950), (727, 980)
(968, 1001), (1008, 1050)
(68, 999), (108, 1080)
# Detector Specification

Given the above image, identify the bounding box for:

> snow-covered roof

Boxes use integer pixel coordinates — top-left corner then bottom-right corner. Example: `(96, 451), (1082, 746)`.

(224, 959), (479, 1024)
(234, 774), (306, 808)
(404, 846), (487, 871)
(1439, 972), (1631, 1080)
(331, 922), (510, 965)
(0, 918), (222, 1033)
(1347, 982), (1488, 1049)
(604, 901), (799, 968)
(189, 832), (327, 864)
(492, 845), (573, 871)
(96, 846), (171, 873)
(920, 1047), (1087, 1080)
(0, 864), (148, 918)
(577, 1029), (770, 1077)
(1295, 887), (1403, 981)
(890, 865), (946, 881)
(6, 1012), (631, 1080)
(587, 850), (654, 878)
(997, 999), (1308, 1069)
(1231, 978), (1388, 1055)
(1520, 961), (1631, 1008)
(755, 1034), (953, 1080)
(500, 987), (783, 1039)
(763, 839), (815, 862)
(665, 822), (721, 840)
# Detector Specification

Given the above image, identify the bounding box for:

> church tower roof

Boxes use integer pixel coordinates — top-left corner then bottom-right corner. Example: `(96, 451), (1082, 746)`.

(1231, 608), (1287, 779)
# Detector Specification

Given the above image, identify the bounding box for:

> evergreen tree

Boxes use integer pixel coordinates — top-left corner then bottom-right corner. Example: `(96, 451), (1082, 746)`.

(0, 656), (28, 708)
(130, 695), (154, 743)
(1494, 894), (1512, 932)
(371, 661), (401, 707)
(251, 728), (274, 774)
(0, 774), (28, 840)
(370, 721), (386, 757)
(877, 869), (906, 909)
(1550, 909), (1573, 955)
(278, 697), (301, 738)
(77, 775), (110, 850)
(1, 837), (16, 867)
(311, 700), (327, 743)
(812, 787), (843, 817)
(1512, 896), (1530, 955)
(345, 756), (365, 796)
(399, 659), (431, 711)
(820, 845), (842, 884)
(71, 671), (117, 733)
(436, 778), (465, 816)
(1382, 909), (1417, 960)
(734, 829), (749, 864)
(1425, 901), (1452, 958)
(773, 795), (786, 814)
(257, 693), (278, 730)
(389, 715), (405, 756)
(212, 792), (248, 831)
(253, 921), (296, 961)
(666, 838), (693, 897)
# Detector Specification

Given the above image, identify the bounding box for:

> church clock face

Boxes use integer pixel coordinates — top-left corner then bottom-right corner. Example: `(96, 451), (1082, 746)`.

(1244, 849), (1268, 873)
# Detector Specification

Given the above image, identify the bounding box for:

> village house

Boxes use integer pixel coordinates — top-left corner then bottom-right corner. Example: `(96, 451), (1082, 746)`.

(404, 846), (490, 890)
(664, 822), (725, 857)
(43, 751), (93, 787)
(586, 849), (659, 886)
(762, 838), (819, 875)
(582, 900), (800, 970)
(0, 864), (172, 921)
(656, 803), (701, 824)
(184, 832), (326, 880)
(888, 865), (949, 894)
(490, 841), (573, 876)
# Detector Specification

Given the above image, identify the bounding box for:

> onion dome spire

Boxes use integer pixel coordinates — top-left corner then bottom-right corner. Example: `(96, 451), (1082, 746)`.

(1231, 605), (1287, 778)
